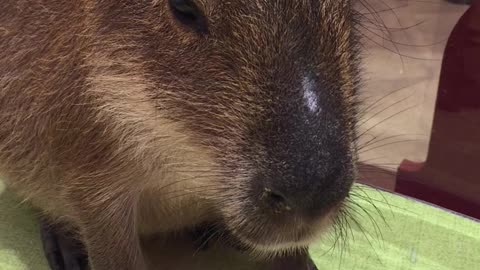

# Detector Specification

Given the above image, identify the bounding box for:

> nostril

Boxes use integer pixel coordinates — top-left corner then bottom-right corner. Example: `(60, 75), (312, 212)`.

(262, 188), (292, 212)
(269, 191), (285, 203)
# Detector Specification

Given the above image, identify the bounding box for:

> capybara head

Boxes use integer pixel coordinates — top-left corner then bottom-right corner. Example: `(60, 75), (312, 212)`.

(100, 0), (360, 255)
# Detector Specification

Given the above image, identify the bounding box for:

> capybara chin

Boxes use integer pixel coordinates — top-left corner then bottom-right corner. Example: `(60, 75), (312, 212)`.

(0, 1), (360, 269)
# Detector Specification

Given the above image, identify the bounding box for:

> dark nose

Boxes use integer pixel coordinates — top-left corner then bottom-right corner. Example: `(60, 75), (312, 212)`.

(254, 83), (353, 218)
(261, 188), (292, 213)
(260, 159), (349, 218)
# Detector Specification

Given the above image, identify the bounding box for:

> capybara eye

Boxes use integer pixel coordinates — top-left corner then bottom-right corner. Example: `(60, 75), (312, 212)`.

(169, 0), (207, 33)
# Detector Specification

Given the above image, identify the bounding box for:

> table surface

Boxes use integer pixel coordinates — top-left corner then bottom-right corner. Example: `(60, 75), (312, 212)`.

(1, 180), (479, 270)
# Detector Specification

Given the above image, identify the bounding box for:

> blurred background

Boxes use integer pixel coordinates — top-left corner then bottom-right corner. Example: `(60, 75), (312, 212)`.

(355, 0), (479, 219)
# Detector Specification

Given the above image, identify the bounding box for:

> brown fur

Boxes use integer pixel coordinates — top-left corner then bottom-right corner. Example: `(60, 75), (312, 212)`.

(0, 1), (360, 269)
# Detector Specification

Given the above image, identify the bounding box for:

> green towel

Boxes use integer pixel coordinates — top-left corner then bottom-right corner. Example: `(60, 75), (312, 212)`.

(0, 180), (49, 270)
(1, 180), (479, 270)
(310, 186), (480, 270)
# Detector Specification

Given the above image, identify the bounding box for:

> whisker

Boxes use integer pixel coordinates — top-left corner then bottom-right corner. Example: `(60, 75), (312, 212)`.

(358, 139), (421, 154)
(358, 133), (425, 151)
(356, 23), (447, 48)
(356, 83), (415, 121)
(357, 94), (415, 130)
(356, 104), (418, 141)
